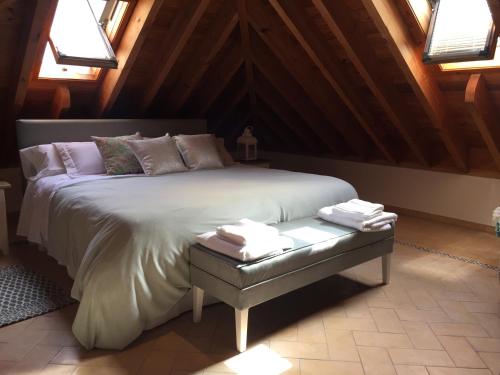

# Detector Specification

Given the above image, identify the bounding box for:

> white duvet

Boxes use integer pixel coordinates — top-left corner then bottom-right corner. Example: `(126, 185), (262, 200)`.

(19, 165), (357, 349)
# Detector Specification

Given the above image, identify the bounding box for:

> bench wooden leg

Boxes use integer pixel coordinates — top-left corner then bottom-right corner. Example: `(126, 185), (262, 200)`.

(193, 286), (204, 323)
(382, 253), (391, 284)
(235, 308), (249, 352)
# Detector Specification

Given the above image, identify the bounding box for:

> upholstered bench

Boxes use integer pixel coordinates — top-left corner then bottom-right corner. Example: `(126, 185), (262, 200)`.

(190, 217), (394, 352)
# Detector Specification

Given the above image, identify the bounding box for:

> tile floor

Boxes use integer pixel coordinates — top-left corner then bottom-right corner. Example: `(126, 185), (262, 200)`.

(0, 215), (499, 375)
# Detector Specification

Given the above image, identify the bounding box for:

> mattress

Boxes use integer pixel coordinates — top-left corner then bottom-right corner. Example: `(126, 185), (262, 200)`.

(18, 165), (357, 349)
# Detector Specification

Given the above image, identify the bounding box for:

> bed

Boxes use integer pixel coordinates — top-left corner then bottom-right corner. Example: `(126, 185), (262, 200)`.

(16, 119), (358, 349)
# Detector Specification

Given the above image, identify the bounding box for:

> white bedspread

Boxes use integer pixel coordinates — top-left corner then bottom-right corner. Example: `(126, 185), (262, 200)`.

(18, 165), (357, 349)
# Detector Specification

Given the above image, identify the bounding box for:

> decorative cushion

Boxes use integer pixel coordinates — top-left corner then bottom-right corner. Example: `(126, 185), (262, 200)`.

(53, 142), (106, 177)
(216, 138), (234, 167)
(19, 144), (66, 180)
(92, 133), (143, 175)
(127, 135), (187, 176)
(174, 134), (224, 170)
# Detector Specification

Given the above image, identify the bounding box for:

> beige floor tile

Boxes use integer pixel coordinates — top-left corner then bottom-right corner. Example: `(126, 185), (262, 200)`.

(358, 346), (397, 375)
(438, 336), (486, 368)
(265, 325), (298, 342)
(324, 329), (359, 362)
(467, 337), (500, 352)
(426, 368), (493, 375)
(73, 366), (136, 375)
(38, 330), (81, 347)
(370, 308), (405, 333)
(402, 321), (442, 350)
(152, 332), (211, 353)
(322, 315), (377, 331)
(473, 314), (500, 338)
(354, 331), (412, 349)
(395, 365), (429, 375)
(479, 352), (500, 375)
(296, 320), (326, 344)
(430, 323), (489, 338)
(439, 300), (477, 323)
(269, 341), (329, 360)
(407, 290), (440, 310)
(462, 302), (500, 314)
(169, 352), (224, 373)
(300, 359), (364, 375)
(395, 308), (450, 323)
(0, 361), (15, 375)
(388, 348), (454, 366)
(136, 350), (175, 375)
(37, 364), (77, 375)
(0, 342), (35, 362)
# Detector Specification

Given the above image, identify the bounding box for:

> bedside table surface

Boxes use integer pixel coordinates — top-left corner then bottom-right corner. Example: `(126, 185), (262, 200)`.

(0, 181), (11, 190)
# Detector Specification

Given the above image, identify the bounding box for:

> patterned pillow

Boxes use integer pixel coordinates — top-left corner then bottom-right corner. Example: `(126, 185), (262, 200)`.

(92, 133), (143, 175)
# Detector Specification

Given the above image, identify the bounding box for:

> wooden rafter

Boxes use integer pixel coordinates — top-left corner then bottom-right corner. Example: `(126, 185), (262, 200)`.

(140, 0), (210, 111)
(311, 0), (430, 166)
(254, 71), (321, 153)
(238, 0), (257, 122)
(397, 0), (431, 43)
(269, 0), (396, 163)
(50, 85), (71, 119)
(190, 40), (244, 116)
(167, 0), (238, 114)
(465, 74), (500, 172)
(361, 0), (468, 171)
(250, 30), (345, 155)
(487, 0), (500, 38)
(248, 0), (369, 159)
(96, 0), (165, 116)
(12, 0), (58, 115)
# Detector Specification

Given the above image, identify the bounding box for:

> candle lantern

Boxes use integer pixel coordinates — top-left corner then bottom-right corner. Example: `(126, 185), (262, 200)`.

(237, 126), (258, 161)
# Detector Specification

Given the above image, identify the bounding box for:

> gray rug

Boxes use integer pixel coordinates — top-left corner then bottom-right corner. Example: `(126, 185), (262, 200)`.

(0, 264), (75, 327)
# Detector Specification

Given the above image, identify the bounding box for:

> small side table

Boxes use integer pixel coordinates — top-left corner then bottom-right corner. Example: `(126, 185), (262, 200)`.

(0, 181), (11, 256)
(238, 159), (271, 169)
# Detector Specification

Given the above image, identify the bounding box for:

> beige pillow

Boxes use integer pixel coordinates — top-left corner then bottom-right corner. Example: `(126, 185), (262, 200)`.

(92, 133), (143, 175)
(216, 138), (234, 166)
(174, 134), (224, 170)
(127, 135), (187, 176)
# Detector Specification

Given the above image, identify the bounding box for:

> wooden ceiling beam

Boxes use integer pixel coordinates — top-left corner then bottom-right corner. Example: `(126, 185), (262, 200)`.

(465, 74), (500, 172)
(167, 0), (238, 114)
(270, 0), (396, 163)
(140, 0), (210, 111)
(238, 0), (257, 122)
(361, 0), (468, 171)
(250, 30), (344, 155)
(50, 85), (71, 119)
(312, 0), (430, 167)
(190, 41), (244, 116)
(96, 0), (165, 116)
(487, 0), (500, 38)
(11, 0), (58, 115)
(396, 0), (431, 43)
(248, 0), (369, 159)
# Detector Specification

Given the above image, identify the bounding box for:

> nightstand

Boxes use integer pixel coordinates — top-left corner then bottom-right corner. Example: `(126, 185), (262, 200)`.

(238, 159), (271, 169)
(0, 181), (11, 255)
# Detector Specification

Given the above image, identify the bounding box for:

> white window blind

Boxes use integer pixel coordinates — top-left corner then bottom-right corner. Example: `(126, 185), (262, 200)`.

(424, 0), (496, 64)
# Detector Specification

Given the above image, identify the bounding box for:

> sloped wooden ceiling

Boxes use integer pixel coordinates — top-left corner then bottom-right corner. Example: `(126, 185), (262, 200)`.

(2, 0), (500, 178)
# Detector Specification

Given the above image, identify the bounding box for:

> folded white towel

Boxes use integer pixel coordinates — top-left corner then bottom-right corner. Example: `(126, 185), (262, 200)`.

(350, 199), (384, 212)
(197, 232), (294, 262)
(318, 208), (397, 232)
(321, 199), (384, 222)
(216, 218), (279, 246)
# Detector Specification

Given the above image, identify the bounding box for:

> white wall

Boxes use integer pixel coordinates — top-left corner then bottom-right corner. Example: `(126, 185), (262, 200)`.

(263, 152), (500, 227)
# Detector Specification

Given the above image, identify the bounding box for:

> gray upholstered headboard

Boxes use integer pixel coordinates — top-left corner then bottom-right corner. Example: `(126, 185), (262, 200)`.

(16, 119), (207, 149)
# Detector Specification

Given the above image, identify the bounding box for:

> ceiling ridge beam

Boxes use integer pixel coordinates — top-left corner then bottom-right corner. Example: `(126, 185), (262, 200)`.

(238, 0), (257, 123)
(248, 1), (369, 159)
(140, 0), (210, 111)
(361, 0), (468, 171)
(312, 0), (430, 167)
(269, 0), (396, 163)
(465, 74), (500, 172)
(167, 0), (238, 114)
(96, 0), (165, 116)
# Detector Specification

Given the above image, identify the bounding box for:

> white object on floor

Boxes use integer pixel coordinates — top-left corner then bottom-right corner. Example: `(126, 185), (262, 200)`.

(0, 181), (11, 255)
(216, 218), (280, 246)
(196, 231), (293, 262)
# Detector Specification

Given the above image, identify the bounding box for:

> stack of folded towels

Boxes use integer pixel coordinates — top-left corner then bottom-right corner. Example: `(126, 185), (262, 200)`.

(197, 219), (294, 262)
(318, 199), (397, 232)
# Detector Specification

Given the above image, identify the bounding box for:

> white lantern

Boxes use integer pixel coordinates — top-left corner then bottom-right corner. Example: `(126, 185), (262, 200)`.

(237, 126), (258, 161)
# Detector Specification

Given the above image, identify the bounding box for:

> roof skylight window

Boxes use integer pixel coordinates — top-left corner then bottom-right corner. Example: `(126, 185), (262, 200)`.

(423, 0), (496, 64)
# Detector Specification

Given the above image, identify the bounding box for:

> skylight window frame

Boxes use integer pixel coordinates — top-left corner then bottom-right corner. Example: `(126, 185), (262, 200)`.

(423, 0), (497, 65)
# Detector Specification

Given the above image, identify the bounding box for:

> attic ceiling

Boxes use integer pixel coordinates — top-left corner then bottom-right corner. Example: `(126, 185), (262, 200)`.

(2, 0), (500, 178)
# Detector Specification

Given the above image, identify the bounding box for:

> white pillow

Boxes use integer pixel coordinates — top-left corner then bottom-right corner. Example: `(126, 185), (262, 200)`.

(19, 144), (66, 180)
(216, 138), (234, 167)
(174, 134), (224, 170)
(53, 142), (106, 177)
(127, 135), (187, 176)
